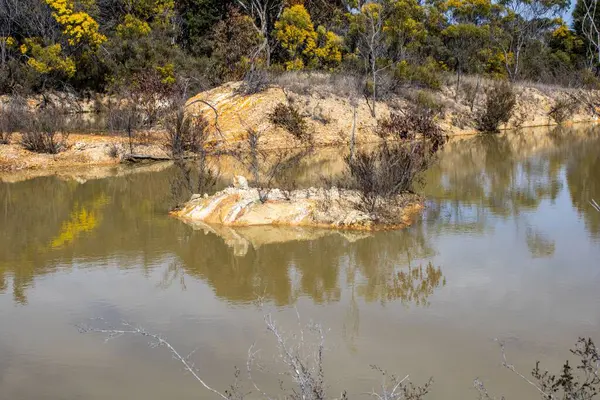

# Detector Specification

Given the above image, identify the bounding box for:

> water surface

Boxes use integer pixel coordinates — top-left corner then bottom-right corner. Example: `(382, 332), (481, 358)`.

(1, 127), (599, 399)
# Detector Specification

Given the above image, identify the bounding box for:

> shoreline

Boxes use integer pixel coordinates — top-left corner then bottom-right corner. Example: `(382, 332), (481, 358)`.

(2, 78), (599, 181)
(0, 120), (594, 182)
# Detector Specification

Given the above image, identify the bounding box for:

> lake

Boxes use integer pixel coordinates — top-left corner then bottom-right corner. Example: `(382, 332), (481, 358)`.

(1, 127), (599, 399)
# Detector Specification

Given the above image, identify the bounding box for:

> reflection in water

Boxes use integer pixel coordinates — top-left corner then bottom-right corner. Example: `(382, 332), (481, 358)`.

(357, 262), (446, 306)
(1, 127), (599, 306)
(1, 127), (600, 400)
(525, 227), (556, 258)
(424, 127), (600, 241)
(51, 193), (110, 248)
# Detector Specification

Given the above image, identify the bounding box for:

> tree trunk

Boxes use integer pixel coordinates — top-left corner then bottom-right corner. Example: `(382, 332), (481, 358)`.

(371, 58), (377, 118)
(351, 105), (357, 159)
(455, 67), (461, 101)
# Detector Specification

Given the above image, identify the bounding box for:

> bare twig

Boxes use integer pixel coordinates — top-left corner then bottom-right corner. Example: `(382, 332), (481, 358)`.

(78, 322), (229, 400)
(497, 340), (553, 399)
(186, 98), (225, 140)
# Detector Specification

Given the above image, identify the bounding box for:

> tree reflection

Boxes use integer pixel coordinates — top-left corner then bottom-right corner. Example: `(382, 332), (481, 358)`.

(2, 127), (600, 305)
(526, 227), (556, 258)
(565, 133), (600, 238)
(356, 262), (446, 306)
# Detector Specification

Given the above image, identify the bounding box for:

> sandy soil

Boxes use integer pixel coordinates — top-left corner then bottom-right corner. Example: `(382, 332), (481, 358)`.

(2, 79), (598, 181)
(0, 133), (168, 176)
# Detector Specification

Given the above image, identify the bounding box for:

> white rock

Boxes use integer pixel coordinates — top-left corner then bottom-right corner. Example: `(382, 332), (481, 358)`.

(233, 175), (249, 189)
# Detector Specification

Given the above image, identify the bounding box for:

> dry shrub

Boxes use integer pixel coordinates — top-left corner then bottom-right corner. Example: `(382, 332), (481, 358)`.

(476, 81), (517, 132)
(107, 143), (120, 159)
(345, 142), (437, 213)
(106, 99), (146, 154)
(21, 107), (69, 154)
(269, 103), (310, 141)
(377, 104), (444, 145)
(461, 81), (480, 111)
(275, 71), (361, 98)
(163, 104), (211, 158)
(548, 97), (579, 124)
(451, 110), (472, 129)
(238, 68), (271, 95)
(347, 104), (445, 213)
(0, 101), (26, 144)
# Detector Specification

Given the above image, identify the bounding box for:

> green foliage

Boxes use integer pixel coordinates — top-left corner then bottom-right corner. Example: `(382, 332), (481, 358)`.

(116, 14), (152, 39)
(395, 58), (444, 89)
(0, 0), (595, 95)
(20, 39), (76, 78)
(211, 7), (262, 81)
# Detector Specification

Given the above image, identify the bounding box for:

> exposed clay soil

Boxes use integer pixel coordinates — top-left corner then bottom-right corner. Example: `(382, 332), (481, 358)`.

(2, 79), (599, 181)
(0, 133), (167, 176)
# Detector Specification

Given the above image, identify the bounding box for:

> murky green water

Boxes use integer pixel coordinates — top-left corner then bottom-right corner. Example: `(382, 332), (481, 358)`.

(1, 127), (599, 399)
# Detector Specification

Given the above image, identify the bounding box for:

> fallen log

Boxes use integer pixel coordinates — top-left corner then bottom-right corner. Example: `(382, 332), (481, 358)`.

(122, 154), (172, 163)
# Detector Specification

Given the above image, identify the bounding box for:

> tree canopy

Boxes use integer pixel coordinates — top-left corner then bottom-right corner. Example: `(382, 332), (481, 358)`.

(0, 0), (594, 94)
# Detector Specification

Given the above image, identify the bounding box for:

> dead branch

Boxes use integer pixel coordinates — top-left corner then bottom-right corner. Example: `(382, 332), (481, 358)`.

(77, 322), (229, 400)
(186, 98), (225, 139)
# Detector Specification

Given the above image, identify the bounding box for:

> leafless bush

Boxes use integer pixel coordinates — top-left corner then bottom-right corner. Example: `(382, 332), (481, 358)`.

(238, 68), (271, 95)
(476, 338), (600, 400)
(476, 81), (517, 133)
(107, 98), (146, 155)
(107, 143), (120, 159)
(548, 97), (579, 125)
(369, 366), (432, 400)
(21, 106), (69, 154)
(344, 143), (435, 213)
(163, 102), (211, 159)
(269, 103), (310, 142)
(461, 81), (481, 112)
(79, 312), (431, 400)
(107, 74), (173, 153)
(230, 124), (312, 202)
(311, 104), (330, 124)
(0, 100), (26, 144)
(346, 107), (445, 213)
(377, 105), (444, 143)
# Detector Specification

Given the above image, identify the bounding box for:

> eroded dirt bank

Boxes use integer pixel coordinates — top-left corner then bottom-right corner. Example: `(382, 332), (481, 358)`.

(1, 79), (598, 180)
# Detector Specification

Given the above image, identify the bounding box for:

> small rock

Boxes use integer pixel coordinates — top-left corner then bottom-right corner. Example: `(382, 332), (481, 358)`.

(203, 193), (209, 198)
(233, 175), (249, 189)
(190, 194), (202, 201)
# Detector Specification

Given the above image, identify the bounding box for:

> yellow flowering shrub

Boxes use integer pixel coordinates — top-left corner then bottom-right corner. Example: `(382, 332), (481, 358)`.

(21, 39), (76, 77)
(116, 14), (152, 39)
(45, 0), (106, 47)
(314, 27), (343, 69)
(274, 5), (342, 70)
(1, 37), (16, 48)
(156, 63), (176, 85)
